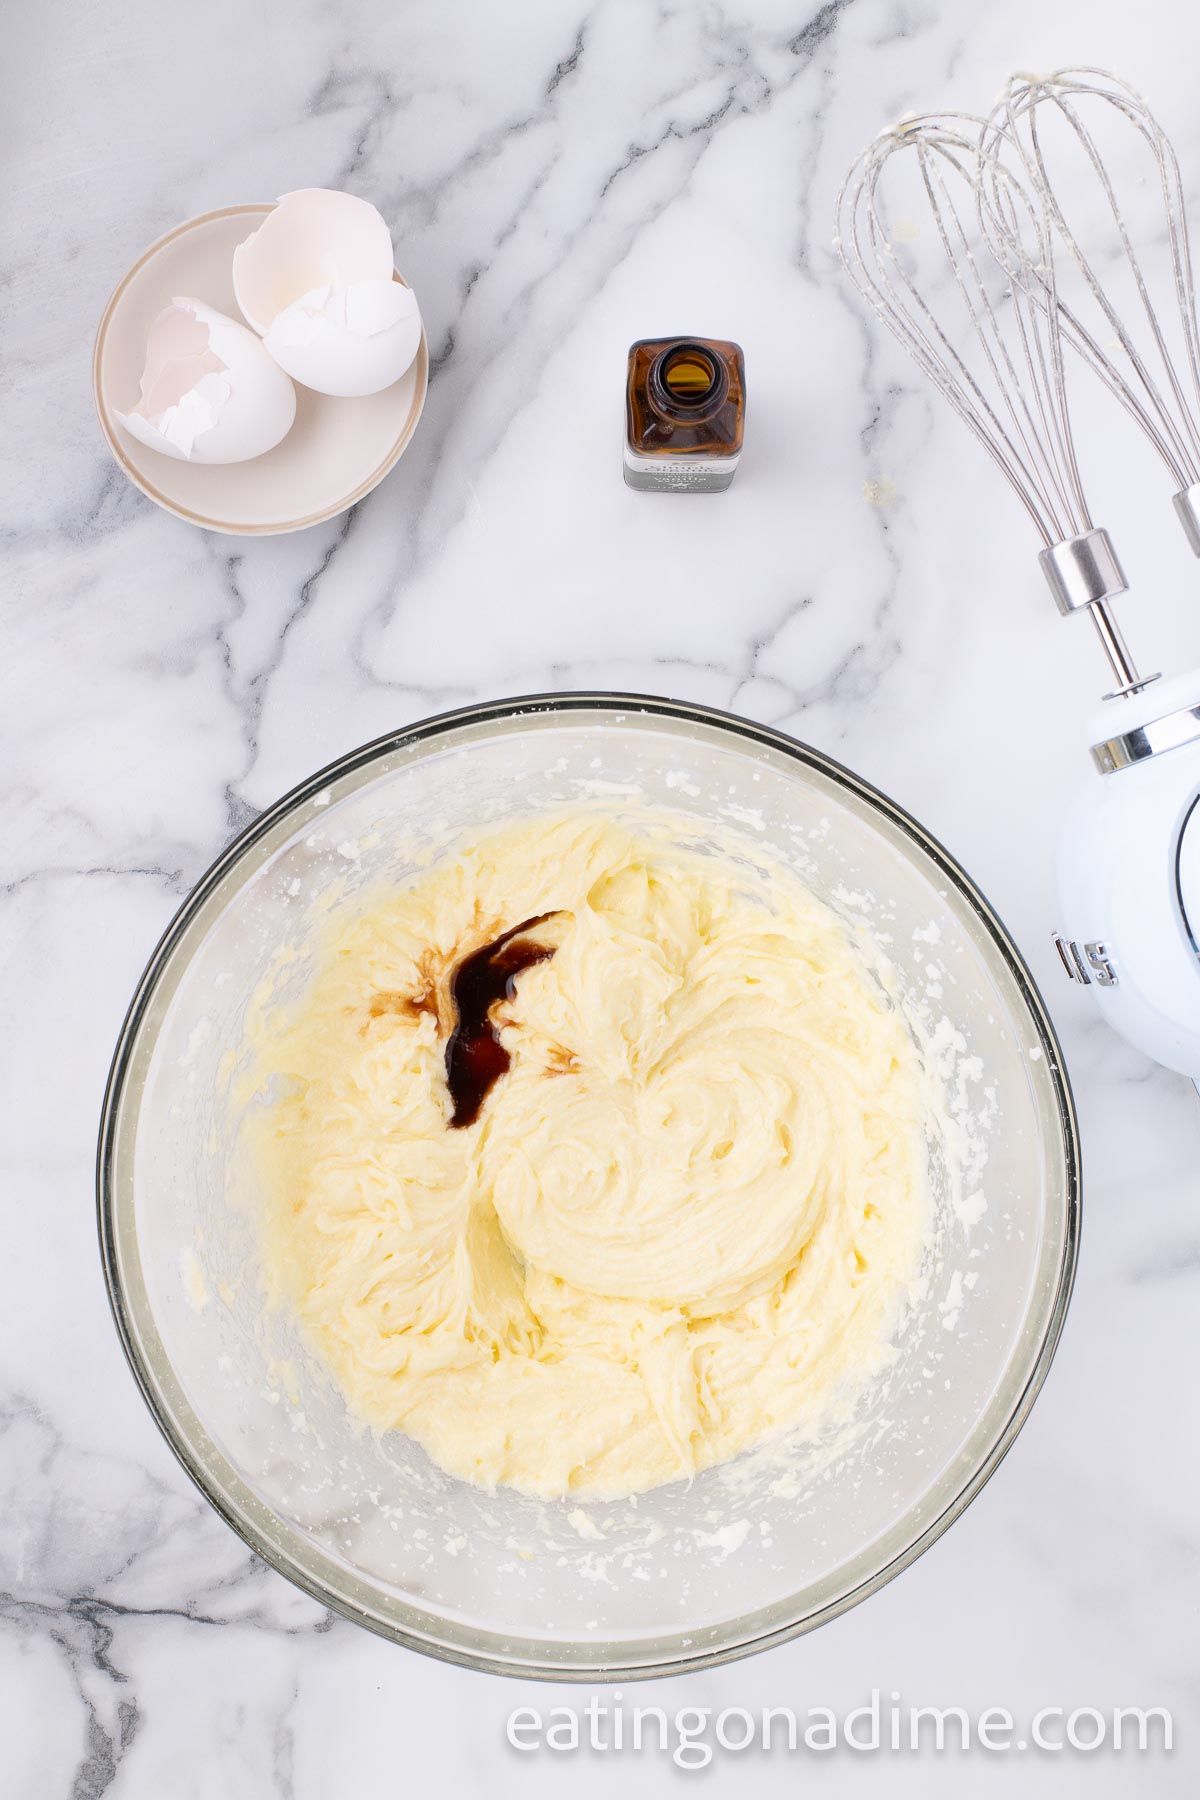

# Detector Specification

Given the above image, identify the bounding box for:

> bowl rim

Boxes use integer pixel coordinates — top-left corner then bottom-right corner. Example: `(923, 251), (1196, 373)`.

(91, 201), (429, 536)
(96, 691), (1081, 1679)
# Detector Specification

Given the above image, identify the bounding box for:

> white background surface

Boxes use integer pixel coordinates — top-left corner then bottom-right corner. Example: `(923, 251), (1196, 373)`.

(4, 0), (1200, 1793)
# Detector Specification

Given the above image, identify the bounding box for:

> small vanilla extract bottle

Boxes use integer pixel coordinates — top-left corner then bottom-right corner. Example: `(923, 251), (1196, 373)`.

(623, 336), (745, 492)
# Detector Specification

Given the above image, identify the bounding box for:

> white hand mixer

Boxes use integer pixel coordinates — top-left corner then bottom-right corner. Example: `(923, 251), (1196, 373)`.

(837, 69), (1200, 1083)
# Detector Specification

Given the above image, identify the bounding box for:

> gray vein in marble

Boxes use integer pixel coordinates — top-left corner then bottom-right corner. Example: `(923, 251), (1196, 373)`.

(208, 515), (356, 830)
(1132, 1241), (1200, 1281)
(1, 1390), (334, 1796)
(0, 861), (192, 901)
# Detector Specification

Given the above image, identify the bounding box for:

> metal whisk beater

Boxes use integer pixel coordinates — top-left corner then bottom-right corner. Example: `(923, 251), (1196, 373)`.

(835, 112), (1150, 696)
(980, 68), (1200, 556)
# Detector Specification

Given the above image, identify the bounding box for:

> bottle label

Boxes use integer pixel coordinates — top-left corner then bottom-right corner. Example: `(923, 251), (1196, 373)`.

(623, 447), (740, 491)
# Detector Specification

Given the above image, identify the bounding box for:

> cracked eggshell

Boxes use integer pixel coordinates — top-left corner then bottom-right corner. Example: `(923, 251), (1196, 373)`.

(232, 189), (423, 398)
(113, 297), (296, 464)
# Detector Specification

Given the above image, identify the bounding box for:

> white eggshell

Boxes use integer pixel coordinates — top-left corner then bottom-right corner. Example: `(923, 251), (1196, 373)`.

(114, 297), (296, 464)
(232, 189), (422, 398)
(263, 280), (423, 398)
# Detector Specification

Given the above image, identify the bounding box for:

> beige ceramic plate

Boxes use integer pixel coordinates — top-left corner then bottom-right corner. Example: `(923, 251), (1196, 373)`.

(93, 204), (429, 535)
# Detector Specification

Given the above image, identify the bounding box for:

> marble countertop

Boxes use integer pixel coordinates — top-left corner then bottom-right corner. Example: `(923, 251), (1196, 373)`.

(5, 0), (1200, 1794)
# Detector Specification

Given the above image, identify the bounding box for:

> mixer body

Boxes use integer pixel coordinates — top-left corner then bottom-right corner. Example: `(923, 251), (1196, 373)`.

(1055, 683), (1200, 1077)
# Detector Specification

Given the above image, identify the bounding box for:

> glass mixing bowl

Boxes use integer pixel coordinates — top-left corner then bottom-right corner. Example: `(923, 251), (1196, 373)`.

(98, 695), (1079, 1679)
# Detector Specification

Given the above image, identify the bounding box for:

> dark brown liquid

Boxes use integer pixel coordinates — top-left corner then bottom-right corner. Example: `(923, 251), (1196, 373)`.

(661, 346), (718, 401)
(445, 915), (556, 1128)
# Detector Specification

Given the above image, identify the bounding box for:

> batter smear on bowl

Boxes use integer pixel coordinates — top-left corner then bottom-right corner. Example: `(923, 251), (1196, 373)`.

(251, 811), (931, 1498)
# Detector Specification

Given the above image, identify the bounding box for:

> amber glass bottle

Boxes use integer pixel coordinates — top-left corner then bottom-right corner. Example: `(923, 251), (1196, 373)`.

(624, 337), (745, 492)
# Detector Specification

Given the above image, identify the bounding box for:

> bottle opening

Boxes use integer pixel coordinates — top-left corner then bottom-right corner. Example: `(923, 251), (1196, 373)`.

(651, 342), (726, 412)
(662, 347), (717, 401)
